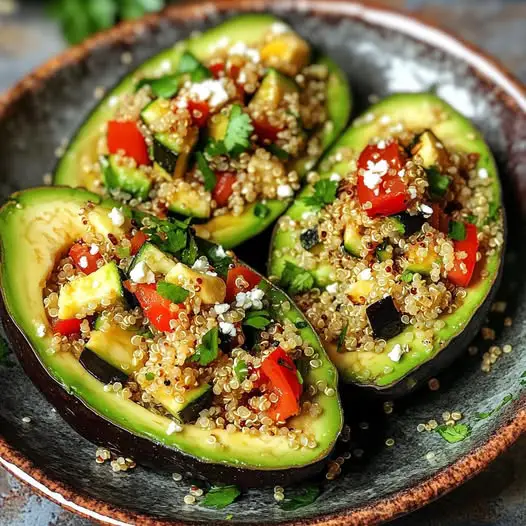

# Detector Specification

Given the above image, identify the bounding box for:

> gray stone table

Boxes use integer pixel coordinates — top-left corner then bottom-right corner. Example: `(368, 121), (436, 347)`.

(0, 1), (525, 524)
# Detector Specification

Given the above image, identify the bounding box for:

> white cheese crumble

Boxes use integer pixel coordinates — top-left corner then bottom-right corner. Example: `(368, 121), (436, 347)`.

(357, 268), (372, 281)
(189, 79), (229, 108)
(228, 41), (260, 63)
(277, 184), (294, 198)
(130, 261), (155, 284)
(388, 344), (404, 363)
(236, 288), (265, 310)
(214, 245), (227, 258)
(377, 140), (387, 150)
(408, 187), (417, 199)
(237, 70), (247, 84)
(78, 256), (88, 269)
(478, 168), (489, 179)
(330, 173), (341, 182)
(192, 256), (210, 274)
(419, 203), (434, 217)
(363, 159), (389, 189)
(89, 244), (99, 255)
(219, 321), (236, 337)
(176, 97), (188, 109)
(270, 21), (290, 34)
(108, 95), (119, 108)
(209, 35), (230, 52)
(36, 324), (46, 338)
(379, 115), (391, 125)
(301, 211), (317, 221)
(326, 283), (338, 294)
(166, 421), (183, 435)
(108, 207), (125, 227)
(214, 303), (230, 315)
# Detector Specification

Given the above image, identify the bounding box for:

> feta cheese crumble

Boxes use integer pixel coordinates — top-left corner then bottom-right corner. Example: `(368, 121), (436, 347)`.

(419, 203), (434, 217)
(478, 168), (489, 179)
(236, 288), (265, 310)
(192, 256), (210, 273)
(214, 303), (230, 315)
(330, 173), (341, 182)
(89, 244), (99, 255)
(388, 344), (403, 363)
(228, 41), (260, 63)
(78, 256), (88, 269)
(214, 245), (227, 258)
(357, 268), (372, 281)
(108, 207), (125, 227)
(36, 324), (46, 338)
(277, 184), (294, 198)
(166, 421), (183, 435)
(219, 321), (236, 337)
(189, 79), (229, 108)
(326, 283), (338, 294)
(363, 159), (389, 189)
(270, 21), (290, 34)
(130, 261), (155, 284)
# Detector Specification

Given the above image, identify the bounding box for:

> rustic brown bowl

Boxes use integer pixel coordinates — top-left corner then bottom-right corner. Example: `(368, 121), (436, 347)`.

(1, 1), (525, 525)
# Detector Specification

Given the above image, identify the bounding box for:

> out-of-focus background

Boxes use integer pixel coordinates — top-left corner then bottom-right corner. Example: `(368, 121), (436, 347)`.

(0, 0), (525, 525)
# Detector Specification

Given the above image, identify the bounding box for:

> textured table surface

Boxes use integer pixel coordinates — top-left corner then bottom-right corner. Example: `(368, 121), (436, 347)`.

(0, 1), (525, 525)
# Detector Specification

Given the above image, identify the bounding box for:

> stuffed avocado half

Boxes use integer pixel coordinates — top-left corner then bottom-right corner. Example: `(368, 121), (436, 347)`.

(54, 14), (351, 249)
(269, 93), (504, 395)
(0, 187), (342, 486)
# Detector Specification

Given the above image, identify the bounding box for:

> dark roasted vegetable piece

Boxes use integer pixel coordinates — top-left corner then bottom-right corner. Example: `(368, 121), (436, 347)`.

(366, 296), (403, 340)
(394, 213), (426, 237)
(79, 349), (129, 385)
(300, 228), (320, 250)
(151, 138), (178, 175)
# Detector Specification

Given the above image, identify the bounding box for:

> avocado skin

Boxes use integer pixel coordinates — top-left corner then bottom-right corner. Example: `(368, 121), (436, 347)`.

(0, 296), (326, 488)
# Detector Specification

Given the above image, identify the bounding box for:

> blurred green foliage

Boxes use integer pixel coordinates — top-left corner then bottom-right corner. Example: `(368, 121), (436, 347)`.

(47, 0), (166, 44)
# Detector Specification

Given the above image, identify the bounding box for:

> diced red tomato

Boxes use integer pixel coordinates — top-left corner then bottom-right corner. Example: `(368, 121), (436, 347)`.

(357, 141), (408, 217)
(252, 118), (282, 143)
(209, 61), (225, 78)
(69, 242), (102, 275)
(226, 266), (261, 302)
(448, 223), (479, 287)
(261, 348), (302, 422)
(187, 99), (210, 128)
(107, 120), (150, 166)
(130, 231), (148, 256)
(124, 281), (181, 332)
(53, 318), (82, 336)
(212, 172), (236, 207)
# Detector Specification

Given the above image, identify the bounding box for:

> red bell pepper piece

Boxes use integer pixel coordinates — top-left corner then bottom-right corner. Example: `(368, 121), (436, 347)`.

(252, 118), (282, 143)
(130, 231), (148, 256)
(226, 266), (261, 302)
(209, 61), (225, 78)
(212, 172), (236, 207)
(53, 318), (82, 336)
(124, 281), (181, 332)
(107, 120), (150, 166)
(187, 99), (210, 128)
(69, 242), (102, 275)
(448, 223), (479, 287)
(357, 141), (408, 217)
(261, 348), (302, 422)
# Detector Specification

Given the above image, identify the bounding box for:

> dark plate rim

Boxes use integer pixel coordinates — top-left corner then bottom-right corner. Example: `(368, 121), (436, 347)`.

(0, 1), (525, 525)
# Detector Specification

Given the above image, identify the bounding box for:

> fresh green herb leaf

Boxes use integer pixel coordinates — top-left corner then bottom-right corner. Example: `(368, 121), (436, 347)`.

(521, 371), (526, 378)
(401, 270), (414, 283)
(426, 166), (450, 198)
(336, 322), (348, 353)
(435, 423), (471, 443)
(223, 104), (254, 157)
(156, 281), (190, 304)
(195, 239), (233, 278)
(191, 327), (219, 366)
(280, 262), (314, 296)
(302, 179), (338, 209)
(465, 214), (477, 225)
(196, 152), (217, 192)
(119, 0), (165, 20)
(201, 485), (241, 509)
(295, 321), (308, 329)
(176, 51), (211, 82)
(205, 138), (228, 157)
(180, 233), (199, 266)
(449, 220), (466, 241)
(234, 360), (248, 381)
(279, 485), (321, 511)
(475, 394), (513, 420)
(136, 74), (181, 98)
(140, 214), (190, 256)
(145, 372), (155, 381)
(225, 514), (233, 521)
(488, 201), (499, 220)
(266, 143), (289, 160)
(296, 369), (304, 385)
(243, 310), (271, 330)
(254, 202), (270, 219)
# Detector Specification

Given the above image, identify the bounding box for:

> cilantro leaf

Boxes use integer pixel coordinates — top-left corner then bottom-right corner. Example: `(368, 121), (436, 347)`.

(195, 239), (233, 278)
(180, 233), (199, 266)
(205, 138), (228, 157)
(254, 202), (270, 219)
(401, 270), (414, 283)
(279, 485), (320, 511)
(156, 281), (189, 304)
(336, 322), (348, 353)
(243, 310), (271, 329)
(136, 74), (181, 98)
(234, 360), (248, 381)
(196, 152), (217, 192)
(149, 228), (187, 255)
(426, 166), (450, 198)
(448, 220), (466, 241)
(435, 423), (471, 443)
(190, 327), (219, 366)
(302, 179), (338, 209)
(201, 485), (241, 509)
(280, 262), (314, 296)
(223, 104), (253, 157)
(176, 51), (211, 82)
(475, 394), (513, 420)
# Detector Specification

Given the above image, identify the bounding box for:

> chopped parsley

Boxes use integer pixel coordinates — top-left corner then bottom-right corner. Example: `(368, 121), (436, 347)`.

(426, 166), (450, 198)
(401, 270), (414, 283)
(145, 372), (155, 381)
(336, 322), (348, 353)
(280, 261), (314, 296)
(205, 138), (228, 157)
(195, 238), (233, 278)
(449, 220), (466, 241)
(176, 51), (211, 82)
(190, 327), (219, 366)
(302, 179), (338, 209)
(156, 281), (189, 304)
(435, 423), (471, 443)
(180, 233), (199, 266)
(475, 394), (513, 420)
(224, 104), (254, 156)
(136, 74), (181, 98)
(201, 485), (241, 509)
(138, 213), (191, 256)
(234, 360), (248, 381)
(254, 202), (270, 219)
(243, 310), (271, 329)
(196, 152), (217, 192)
(279, 485), (321, 511)
(294, 320), (308, 329)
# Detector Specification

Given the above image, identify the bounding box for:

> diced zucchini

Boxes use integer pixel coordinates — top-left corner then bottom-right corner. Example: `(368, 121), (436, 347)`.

(411, 130), (450, 170)
(348, 280), (374, 303)
(129, 242), (176, 276)
(405, 240), (440, 275)
(167, 183), (212, 219)
(260, 34), (310, 76)
(343, 224), (363, 257)
(249, 68), (299, 110)
(153, 383), (212, 423)
(165, 262), (226, 304)
(376, 243), (392, 262)
(79, 349), (129, 385)
(58, 262), (124, 319)
(100, 155), (151, 201)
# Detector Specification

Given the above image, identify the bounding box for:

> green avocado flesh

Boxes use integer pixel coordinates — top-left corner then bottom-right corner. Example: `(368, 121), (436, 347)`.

(269, 92), (504, 388)
(53, 14), (351, 249)
(0, 187), (342, 470)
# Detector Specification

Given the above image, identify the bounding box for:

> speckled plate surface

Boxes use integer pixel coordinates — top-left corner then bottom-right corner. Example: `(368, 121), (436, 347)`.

(0, 1), (525, 525)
